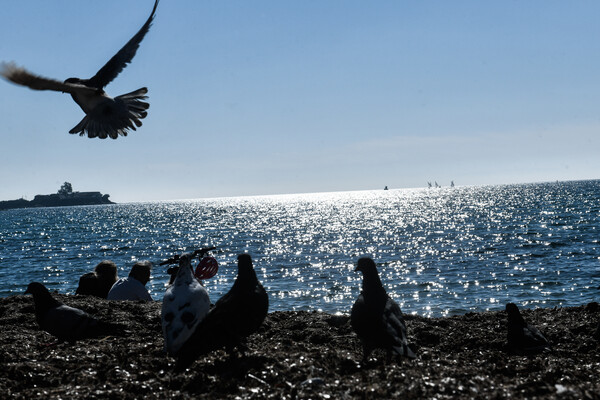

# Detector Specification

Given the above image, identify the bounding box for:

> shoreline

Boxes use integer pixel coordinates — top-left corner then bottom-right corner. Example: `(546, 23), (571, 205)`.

(1, 294), (599, 399)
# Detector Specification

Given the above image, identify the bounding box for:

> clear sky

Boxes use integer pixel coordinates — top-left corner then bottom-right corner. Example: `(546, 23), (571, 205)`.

(1, 1), (600, 202)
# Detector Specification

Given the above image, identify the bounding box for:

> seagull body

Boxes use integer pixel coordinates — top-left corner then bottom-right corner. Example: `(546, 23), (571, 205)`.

(175, 254), (269, 370)
(25, 282), (122, 343)
(506, 303), (550, 353)
(162, 253), (211, 356)
(351, 257), (415, 362)
(0, 0), (158, 139)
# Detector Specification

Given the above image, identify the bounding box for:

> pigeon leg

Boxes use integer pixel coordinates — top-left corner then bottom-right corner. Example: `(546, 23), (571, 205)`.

(361, 344), (372, 365)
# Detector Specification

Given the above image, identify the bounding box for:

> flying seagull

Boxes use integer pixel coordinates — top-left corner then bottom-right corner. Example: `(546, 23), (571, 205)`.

(0, 0), (159, 139)
(351, 257), (416, 363)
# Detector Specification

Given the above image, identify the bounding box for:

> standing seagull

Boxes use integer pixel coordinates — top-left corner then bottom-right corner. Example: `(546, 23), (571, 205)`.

(175, 254), (269, 370)
(351, 257), (416, 363)
(25, 282), (124, 343)
(506, 303), (550, 353)
(0, 0), (159, 139)
(162, 253), (211, 356)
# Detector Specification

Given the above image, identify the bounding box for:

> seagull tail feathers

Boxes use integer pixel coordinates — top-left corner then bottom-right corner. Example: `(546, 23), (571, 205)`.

(69, 87), (149, 139)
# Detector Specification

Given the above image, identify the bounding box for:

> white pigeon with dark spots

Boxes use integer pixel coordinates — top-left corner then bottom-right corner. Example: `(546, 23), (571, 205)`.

(25, 282), (123, 343)
(162, 253), (211, 356)
(506, 302), (551, 353)
(351, 257), (416, 363)
(0, 0), (159, 139)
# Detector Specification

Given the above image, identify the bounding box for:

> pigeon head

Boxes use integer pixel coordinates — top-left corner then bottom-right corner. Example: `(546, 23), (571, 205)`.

(178, 253), (194, 270)
(25, 281), (50, 297)
(171, 253), (194, 285)
(506, 303), (525, 326)
(236, 254), (258, 283)
(25, 282), (61, 313)
(355, 257), (385, 292)
(238, 254), (252, 268)
(355, 257), (377, 274)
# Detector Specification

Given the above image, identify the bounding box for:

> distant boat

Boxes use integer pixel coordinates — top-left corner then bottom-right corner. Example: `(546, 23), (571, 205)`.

(435, 181), (440, 188)
(427, 182), (432, 188)
(384, 186), (389, 190)
(450, 181), (455, 188)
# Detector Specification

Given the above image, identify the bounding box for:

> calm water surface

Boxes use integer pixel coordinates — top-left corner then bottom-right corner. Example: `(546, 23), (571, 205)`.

(1, 181), (599, 317)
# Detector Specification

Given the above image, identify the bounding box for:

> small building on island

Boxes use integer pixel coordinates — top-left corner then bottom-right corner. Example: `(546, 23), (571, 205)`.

(0, 182), (114, 210)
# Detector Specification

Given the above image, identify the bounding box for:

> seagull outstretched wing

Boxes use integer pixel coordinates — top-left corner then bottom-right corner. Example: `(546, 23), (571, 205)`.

(0, 63), (97, 95)
(87, 0), (159, 89)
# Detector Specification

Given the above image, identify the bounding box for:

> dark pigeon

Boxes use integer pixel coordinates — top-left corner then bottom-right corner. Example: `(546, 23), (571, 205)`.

(75, 260), (118, 298)
(351, 257), (416, 363)
(25, 282), (124, 343)
(0, 0), (158, 139)
(175, 254), (268, 369)
(506, 302), (551, 353)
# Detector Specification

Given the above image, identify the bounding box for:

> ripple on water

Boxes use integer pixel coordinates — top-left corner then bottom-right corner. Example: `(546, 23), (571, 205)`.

(1, 180), (599, 316)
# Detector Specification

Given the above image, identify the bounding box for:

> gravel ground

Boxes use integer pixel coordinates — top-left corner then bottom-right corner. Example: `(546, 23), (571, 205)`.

(1, 293), (599, 399)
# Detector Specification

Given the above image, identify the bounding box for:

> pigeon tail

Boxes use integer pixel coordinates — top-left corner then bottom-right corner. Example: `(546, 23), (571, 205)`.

(69, 87), (149, 139)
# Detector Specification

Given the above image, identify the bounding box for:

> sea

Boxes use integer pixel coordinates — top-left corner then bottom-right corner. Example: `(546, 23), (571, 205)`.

(1, 180), (599, 317)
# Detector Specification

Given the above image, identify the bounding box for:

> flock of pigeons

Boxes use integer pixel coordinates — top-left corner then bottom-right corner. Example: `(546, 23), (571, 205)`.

(24, 253), (570, 370)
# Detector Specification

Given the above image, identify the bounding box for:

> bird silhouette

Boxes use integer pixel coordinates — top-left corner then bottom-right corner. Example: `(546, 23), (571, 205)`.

(162, 253), (211, 356)
(175, 254), (268, 370)
(506, 302), (550, 353)
(25, 282), (125, 343)
(0, 0), (158, 139)
(351, 257), (415, 363)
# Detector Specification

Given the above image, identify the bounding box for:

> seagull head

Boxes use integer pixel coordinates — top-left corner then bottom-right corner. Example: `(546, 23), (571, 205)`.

(64, 77), (82, 84)
(63, 77), (83, 93)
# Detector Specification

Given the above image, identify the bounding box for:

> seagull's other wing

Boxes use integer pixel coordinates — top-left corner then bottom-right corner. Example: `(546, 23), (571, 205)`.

(0, 63), (96, 95)
(87, 0), (159, 89)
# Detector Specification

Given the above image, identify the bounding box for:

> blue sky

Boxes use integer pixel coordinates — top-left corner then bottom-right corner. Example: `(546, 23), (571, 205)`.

(1, 1), (600, 202)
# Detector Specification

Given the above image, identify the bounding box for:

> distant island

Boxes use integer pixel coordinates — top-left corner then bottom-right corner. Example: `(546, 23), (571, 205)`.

(0, 182), (114, 211)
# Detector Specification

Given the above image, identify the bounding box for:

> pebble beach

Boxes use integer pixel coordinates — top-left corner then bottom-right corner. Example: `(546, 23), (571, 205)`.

(1, 293), (599, 399)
